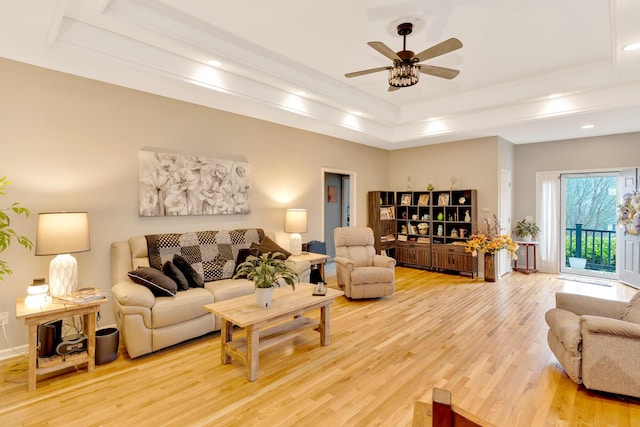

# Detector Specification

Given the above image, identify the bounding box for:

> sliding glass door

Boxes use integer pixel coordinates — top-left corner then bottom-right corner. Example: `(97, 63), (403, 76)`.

(560, 172), (618, 279)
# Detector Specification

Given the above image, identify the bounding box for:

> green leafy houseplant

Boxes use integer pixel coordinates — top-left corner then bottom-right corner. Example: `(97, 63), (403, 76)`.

(234, 252), (298, 289)
(513, 218), (541, 240)
(0, 177), (33, 280)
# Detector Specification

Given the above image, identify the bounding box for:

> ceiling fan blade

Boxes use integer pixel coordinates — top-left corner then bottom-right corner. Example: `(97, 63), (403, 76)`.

(388, 86), (400, 92)
(415, 38), (463, 62)
(345, 66), (390, 78)
(367, 41), (401, 61)
(419, 64), (460, 80)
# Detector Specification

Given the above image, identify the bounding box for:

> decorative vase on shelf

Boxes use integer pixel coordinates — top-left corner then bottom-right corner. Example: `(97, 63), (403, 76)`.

(255, 287), (274, 308)
(484, 253), (496, 282)
(464, 210), (471, 222)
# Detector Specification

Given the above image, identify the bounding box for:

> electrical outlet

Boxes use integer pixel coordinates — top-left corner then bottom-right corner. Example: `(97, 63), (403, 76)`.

(0, 312), (8, 326)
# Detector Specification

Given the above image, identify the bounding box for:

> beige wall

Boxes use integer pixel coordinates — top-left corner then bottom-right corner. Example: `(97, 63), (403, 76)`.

(389, 137), (502, 222)
(0, 58), (389, 352)
(512, 133), (640, 224)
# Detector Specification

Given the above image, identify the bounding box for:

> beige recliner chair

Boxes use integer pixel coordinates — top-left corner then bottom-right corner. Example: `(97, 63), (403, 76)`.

(545, 291), (640, 398)
(333, 226), (396, 299)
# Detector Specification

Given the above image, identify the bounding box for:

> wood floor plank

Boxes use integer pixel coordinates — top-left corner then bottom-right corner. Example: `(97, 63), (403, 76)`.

(1, 266), (638, 426)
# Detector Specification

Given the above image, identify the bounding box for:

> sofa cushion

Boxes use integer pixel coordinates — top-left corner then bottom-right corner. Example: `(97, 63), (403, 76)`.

(146, 229), (265, 281)
(205, 278), (255, 302)
(151, 288), (214, 329)
(621, 291), (640, 324)
(163, 261), (189, 291)
(251, 235), (291, 259)
(128, 267), (177, 297)
(173, 254), (205, 288)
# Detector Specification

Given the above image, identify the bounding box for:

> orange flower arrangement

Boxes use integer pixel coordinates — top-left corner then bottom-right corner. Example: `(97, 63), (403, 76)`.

(464, 215), (519, 259)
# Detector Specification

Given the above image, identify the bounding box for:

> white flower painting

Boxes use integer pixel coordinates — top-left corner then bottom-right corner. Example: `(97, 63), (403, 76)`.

(139, 151), (251, 216)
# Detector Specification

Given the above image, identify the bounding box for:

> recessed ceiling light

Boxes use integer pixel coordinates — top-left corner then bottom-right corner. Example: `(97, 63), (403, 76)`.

(581, 124), (594, 129)
(623, 42), (640, 52)
(207, 59), (222, 67)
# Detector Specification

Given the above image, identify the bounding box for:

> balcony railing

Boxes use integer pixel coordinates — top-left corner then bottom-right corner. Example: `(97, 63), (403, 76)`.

(565, 223), (616, 272)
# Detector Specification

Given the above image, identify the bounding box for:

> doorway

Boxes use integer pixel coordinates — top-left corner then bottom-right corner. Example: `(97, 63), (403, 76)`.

(322, 169), (355, 259)
(560, 172), (618, 279)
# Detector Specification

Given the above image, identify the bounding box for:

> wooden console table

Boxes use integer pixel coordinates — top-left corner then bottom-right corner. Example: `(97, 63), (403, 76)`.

(204, 283), (343, 381)
(16, 297), (107, 391)
(513, 241), (539, 274)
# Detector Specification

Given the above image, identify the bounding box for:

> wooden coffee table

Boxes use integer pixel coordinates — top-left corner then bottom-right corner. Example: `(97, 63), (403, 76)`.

(204, 282), (343, 381)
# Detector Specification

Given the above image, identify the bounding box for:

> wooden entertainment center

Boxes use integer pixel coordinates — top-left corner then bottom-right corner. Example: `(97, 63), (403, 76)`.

(367, 189), (478, 277)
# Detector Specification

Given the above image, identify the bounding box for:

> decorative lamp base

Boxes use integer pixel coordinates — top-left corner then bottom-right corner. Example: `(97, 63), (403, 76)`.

(49, 254), (79, 297)
(290, 233), (302, 256)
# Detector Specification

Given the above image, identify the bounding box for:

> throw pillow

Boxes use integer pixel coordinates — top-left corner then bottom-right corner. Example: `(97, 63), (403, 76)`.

(235, 248), (260, 278)
(163, 260), (189, 291)
(173, 254), (205, 288)
(251, 236), (292, 259)
(128, 267), (177, 297)
(621, 291), (640, 324)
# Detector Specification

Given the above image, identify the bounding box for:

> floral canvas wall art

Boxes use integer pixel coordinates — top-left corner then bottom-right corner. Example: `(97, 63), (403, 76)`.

(139, 151), (251, 216)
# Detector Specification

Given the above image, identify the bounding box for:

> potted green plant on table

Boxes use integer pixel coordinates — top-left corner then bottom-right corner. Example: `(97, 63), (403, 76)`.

(234, 252), (298, 307)
(0, 177), (33, 281)
(513, 218), (541, 242)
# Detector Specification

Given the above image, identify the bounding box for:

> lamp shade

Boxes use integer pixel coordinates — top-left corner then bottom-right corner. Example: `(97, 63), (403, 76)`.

(35, 212), (91, 256)
(35, 212), (91, 297)
(285, 209), (307, 256)
(284, 209), (308, 233)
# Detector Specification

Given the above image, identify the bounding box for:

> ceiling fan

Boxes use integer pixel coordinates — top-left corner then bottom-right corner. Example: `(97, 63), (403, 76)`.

(345, 22), (463, 91)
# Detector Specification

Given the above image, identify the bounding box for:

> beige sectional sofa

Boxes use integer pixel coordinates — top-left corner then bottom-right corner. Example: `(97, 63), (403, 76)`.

(110, 229), (310, 358)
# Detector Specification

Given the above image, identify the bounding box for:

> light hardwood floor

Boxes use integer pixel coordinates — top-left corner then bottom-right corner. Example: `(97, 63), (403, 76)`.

(1, 266), (639, 426)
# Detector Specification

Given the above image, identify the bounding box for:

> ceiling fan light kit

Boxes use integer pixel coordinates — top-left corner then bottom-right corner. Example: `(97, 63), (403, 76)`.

(346, 22), (463, 91)
(389, 62), (420, 88)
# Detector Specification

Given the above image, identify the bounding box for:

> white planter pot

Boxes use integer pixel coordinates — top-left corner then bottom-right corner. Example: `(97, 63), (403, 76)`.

(522, 234), (532, 242)
(255, 287), (274, 308)
(569, 257), (586, 270)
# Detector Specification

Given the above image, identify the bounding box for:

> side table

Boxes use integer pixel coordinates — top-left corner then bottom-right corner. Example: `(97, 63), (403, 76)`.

(288, 252), (330, 282)
(513, 241), (539, 274)
(16, 297), (107, 391)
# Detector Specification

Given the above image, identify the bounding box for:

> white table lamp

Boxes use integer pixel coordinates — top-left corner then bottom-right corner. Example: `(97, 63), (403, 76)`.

(35, 212), (91, 298)
(285, 208), (307, 256)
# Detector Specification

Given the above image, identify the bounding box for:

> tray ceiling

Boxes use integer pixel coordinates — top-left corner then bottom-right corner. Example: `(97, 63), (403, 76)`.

(2, 0), (640, 149)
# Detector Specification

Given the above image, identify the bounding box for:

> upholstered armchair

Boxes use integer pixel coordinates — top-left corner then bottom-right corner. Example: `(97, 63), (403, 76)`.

(333, 226), (396, 299)
(545, 291), (640, 398)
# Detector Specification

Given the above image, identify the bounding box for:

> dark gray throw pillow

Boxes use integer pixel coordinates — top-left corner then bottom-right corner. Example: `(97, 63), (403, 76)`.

(163, 260), (189, 291)
(235, 248), (260, 278)
(128, 267), (177, 297)
(173, 254), (205, 288)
